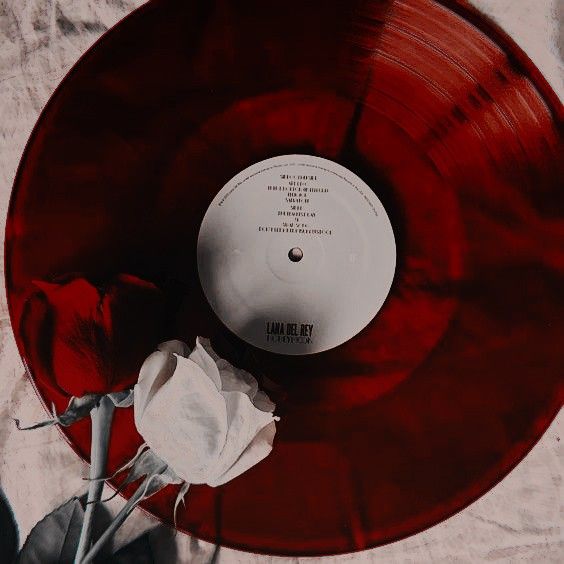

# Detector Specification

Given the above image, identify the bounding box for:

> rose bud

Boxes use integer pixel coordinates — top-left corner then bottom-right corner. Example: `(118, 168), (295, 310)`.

(134, 338), (279, 487)
(19, 274), (165, 398)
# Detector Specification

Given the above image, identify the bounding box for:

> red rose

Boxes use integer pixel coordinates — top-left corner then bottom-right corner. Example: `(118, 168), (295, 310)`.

(19, 274), (165, 397)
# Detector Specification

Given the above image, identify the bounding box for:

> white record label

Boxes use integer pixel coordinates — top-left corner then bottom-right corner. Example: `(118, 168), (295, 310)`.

(197, 155), (396, 355)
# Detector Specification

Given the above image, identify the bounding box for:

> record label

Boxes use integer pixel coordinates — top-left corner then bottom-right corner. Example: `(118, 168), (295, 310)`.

(197, 155), (396, 354)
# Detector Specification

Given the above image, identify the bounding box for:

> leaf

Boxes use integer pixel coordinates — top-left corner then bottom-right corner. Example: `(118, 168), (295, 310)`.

(98, 446), (182, 505)
(122, 449), (179, 489)
(107, 389), (134, 408)
(17, 498), (84, 564)
(110, 533), (154, 564)
(173, 482), (190, 528)
(56, 395), (102, 426)
(15, 395), (101, 430)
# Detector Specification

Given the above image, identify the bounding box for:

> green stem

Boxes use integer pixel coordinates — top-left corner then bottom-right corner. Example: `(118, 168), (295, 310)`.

(74, 396), (115, 564)
(80, 476), (150, 564)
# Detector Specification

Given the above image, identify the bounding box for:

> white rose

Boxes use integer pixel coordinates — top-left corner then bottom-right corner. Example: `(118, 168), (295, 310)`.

(134, 337), (279, 487)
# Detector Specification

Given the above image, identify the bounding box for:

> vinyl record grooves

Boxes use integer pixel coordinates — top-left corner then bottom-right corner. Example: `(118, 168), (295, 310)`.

(5, 0), (563, 556)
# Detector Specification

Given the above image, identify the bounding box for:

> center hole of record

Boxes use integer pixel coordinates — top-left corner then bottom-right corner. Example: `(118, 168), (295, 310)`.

(288, 247), (303, 262)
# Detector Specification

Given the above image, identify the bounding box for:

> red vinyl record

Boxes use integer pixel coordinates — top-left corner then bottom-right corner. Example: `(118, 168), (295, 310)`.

(5, 0), (563, 556)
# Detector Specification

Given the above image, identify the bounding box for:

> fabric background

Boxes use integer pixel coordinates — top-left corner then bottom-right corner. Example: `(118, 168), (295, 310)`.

(0, 1), (561, 561)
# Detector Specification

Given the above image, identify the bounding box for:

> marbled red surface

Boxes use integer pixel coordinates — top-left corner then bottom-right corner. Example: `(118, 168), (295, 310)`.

(5, 0), (563, 556)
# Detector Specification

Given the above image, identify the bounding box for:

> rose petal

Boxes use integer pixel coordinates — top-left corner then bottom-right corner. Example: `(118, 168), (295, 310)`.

(134, 350), (177, 429)
(33, 279), (100, 319)
(252, 390), (276, 413)
(35, 279), (112, 395)
(19, 289), (60, 395)
(187, 338), (222, 390)
(208, 390), (277, 483)
(136, 355), (228, 484)
(210, 421), (277, 486)
(103, 275), (166, 390)
(158, 340), (191, 357)
(197, 338), (265, 407)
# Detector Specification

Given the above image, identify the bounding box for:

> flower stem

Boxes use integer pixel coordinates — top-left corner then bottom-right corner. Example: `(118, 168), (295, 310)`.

(80, 476), (150, 564)
(74, 396), (115, 563)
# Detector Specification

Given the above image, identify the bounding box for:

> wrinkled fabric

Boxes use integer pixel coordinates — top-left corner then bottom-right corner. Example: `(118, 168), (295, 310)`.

(134, 338), (279, 486)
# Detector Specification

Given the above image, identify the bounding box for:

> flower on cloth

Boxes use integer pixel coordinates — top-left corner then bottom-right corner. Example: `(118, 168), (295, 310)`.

(14, 274), (165, 562)
(135, 337), (279, 486)
(19, 274), (165, 398)
(78, 338), (279, 563)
